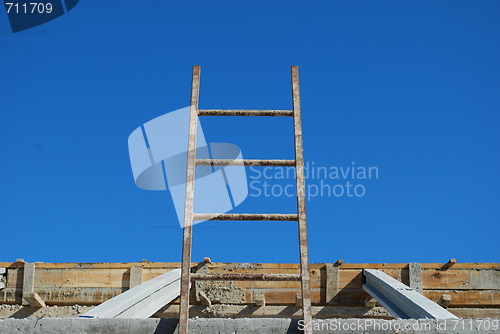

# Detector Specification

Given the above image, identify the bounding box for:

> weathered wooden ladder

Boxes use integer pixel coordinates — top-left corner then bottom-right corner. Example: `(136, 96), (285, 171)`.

(178, 66), (312, 334)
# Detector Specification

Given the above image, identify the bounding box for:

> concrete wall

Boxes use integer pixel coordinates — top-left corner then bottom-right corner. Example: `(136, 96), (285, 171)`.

(0, 318), (498, 334)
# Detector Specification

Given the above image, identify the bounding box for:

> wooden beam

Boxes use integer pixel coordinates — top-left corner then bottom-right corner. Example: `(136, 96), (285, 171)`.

(80, 269), (181, 319)
(129, 265), (143, 289)
(24, 292), (46, 307)
(291, 65), (313, 334)
(0, 268), (5, 289)
(0, 262), (496, 310)
(326, 263), (340, 304)
(409, 263), (423, 294)
(363, 269), (457, 319)
(178, 65), (200, 334)
(22, 263), (45, 308)
(22, 263), (35, 306)
(0, 262), (498, 270)
(255, 293), (265, 307)
(198, 109), (294, 117)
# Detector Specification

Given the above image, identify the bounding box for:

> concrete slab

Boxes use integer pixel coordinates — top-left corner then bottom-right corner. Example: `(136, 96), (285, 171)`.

(81, 269), (181, 319)
(0, 318), (498, 334)
(71, 318), (131, 334)
(34, 318), (72, 334)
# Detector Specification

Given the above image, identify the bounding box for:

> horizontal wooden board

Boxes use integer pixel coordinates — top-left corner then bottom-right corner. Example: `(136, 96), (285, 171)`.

(0, 262), (498, 269)
(421, 269), (500, 290)
(3, 286), (497, 308)
(1, 262), (498, 309)
(424, 289), (500, 306)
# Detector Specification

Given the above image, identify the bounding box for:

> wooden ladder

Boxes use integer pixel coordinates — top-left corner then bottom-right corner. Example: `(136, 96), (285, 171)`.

(178, 66), (312, 334)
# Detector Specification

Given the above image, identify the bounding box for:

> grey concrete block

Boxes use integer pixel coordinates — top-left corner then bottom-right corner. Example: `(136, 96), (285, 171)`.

(71, 318), (131, 334)
(5, 318), (34, 333)
(189, 318), (295, 334)
(0, 318), (498, 334)
(0, 318), (11, 334)
(34, 318), (72, 334)
(128, 318), (160, 334)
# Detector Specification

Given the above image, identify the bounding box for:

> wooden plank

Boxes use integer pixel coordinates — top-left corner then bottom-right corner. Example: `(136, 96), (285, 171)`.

(336, 269), (408, 289)
(0, 262), (498, 270)
(335, 263), (500, 270)
(363, 269), (457, 319)
(424, 289), (500, 306)
(6, 267), (314, 289)
(24, 292), (46, 308)
(0, 267), (5, 289)
(0, 287), (124, 306)
(80, 269), (181, 319)
(178, 65), (201, 334)
(326, 263), (339, 304)
(22, 263), (36, 306)
(450, 307), (500, 319)
(421, 269), (500, 290)
(129, 266), (143, 289)
(409, 263), (423, 294)
(291, 65), (312, 333)
(21, 263), (46, 308)
(1, 262), (498, 309)
(7, 266), (500, 291)
(7, 268), (128, 288)
(365, 270), (446, 319)
(34, 269), (130, 288)
(1, 286), (498, 307)
(198, 109), (294, 117)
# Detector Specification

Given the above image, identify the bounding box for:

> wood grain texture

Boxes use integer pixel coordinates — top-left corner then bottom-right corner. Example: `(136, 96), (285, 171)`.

(0, 262), (498, 310)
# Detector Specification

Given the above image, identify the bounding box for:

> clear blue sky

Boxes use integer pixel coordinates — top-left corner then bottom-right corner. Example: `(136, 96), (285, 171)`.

(1, 1), (499, 264)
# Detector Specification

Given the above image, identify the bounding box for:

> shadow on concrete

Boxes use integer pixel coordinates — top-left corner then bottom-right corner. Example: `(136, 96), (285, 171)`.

(287, 319), (302, 334)
(9, 307), (39, 319)
(153, 318), (179, 334)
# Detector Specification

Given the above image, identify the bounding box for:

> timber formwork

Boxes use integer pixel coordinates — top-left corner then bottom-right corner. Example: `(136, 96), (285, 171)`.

(0, 261), (499, 319)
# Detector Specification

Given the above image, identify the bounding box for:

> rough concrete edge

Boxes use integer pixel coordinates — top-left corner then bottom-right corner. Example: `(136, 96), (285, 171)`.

(0, 318), (499, 334)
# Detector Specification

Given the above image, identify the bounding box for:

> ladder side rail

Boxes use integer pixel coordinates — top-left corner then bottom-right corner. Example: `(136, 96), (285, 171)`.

(291, 66), (313, 333)
(178, 65), (201, 334)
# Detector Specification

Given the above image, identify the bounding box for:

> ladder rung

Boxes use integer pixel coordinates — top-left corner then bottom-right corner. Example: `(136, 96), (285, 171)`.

(193, 213), (298, 221)
(196, 159), (295, 167)
(198, 109), (293, 116)
(191, 273), (301, 281)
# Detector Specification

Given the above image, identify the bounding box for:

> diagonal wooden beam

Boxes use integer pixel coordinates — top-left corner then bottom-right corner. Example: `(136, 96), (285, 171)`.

(363, 269), (458, 319)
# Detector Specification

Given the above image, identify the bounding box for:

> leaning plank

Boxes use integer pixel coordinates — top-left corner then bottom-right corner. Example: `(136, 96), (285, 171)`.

(24, 292), (46, 307)
(79, 269), (181, 319)
(363, 269), (457, 319)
